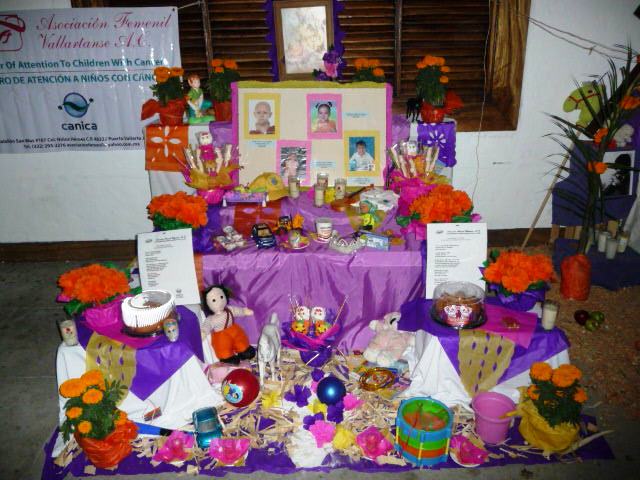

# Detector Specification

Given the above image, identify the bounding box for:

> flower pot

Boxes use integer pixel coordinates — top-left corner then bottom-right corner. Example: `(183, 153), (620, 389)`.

(197, 188), (226, 205)
(420, 102), (446, 123)
(214, 101), (232, 122)
(560, 254), (591, 301)
(75, 419), (138, 469)
(517, 399), (579, 454)
(491, 287), (546, 312)
(157, 99), (186, 125)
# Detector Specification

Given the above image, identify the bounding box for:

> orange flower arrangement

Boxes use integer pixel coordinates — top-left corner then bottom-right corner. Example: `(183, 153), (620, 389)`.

(482, 250), (554, 294)
(525, 362), (586, 426)
(208, 58), (240, 102)
(352, 58), (385, 83)
(147, 191), (208, 230)
(416, 55), (449, 106)
(149, 65), (184, 106)
(409, 184), (473, 224)
(58, 264), (130, 305)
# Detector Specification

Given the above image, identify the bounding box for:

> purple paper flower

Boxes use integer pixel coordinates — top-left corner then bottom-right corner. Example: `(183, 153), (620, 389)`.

(303, 412), (324, 430)
(326, 400), (344, 424)
(285, 385), (312, 408)
(311, 369), (325, 382)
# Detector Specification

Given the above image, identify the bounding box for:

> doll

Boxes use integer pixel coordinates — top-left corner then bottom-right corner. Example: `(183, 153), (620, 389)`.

(359, 200), (378, 231)
(186, 73), (214, 124)
(203, 285), (255, 364)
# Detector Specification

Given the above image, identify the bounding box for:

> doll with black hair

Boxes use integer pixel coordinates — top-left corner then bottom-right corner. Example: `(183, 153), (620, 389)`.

(203, 285), (255, 364)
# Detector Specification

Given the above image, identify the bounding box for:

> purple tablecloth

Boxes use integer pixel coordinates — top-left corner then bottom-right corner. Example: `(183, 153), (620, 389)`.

(399, 298), (570, 384)
(77, 306), (204, 400)
(202, 196), (424, 352)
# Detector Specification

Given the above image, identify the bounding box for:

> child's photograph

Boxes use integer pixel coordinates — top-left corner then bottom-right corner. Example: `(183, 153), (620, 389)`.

(245, 94), (280, 138)
(347, 136), (376, 172)
(277, 141), (311, 185)
(307, 93), (342, 139)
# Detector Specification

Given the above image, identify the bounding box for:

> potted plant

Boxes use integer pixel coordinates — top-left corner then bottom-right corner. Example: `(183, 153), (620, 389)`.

(550, 48), (640, 299)
(59, 370), (138, 469)
(352, 58), (386, 83)
(516, 362), (586, 455)
(208, 58), (240, 121)
(415, 55), (463, 123)
(140, 66), (186, 125)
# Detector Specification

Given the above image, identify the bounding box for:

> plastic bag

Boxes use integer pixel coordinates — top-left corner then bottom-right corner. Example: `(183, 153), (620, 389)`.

(560, 254), (591, 300)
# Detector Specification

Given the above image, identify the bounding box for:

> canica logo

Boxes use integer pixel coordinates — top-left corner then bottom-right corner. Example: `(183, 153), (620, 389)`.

(58, 93), (98, 131)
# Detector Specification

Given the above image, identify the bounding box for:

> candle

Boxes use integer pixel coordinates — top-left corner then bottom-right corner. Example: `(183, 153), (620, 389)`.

(314, 184), (325, 207)
(57, 317), (79, 346)
(288, 176), (300, 198)
(334, 178), (347, 200)
(597, 231), (610, 252)
(605, 236), (618, 260)
(541, 301), (559, 331)
(617, 232), (629, 253)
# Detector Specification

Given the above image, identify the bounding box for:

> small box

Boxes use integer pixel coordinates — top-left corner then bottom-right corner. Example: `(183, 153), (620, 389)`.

(358, 231), (390, 251)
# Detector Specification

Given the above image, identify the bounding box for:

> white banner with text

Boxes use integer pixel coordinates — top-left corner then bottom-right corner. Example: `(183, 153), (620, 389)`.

(0, 8), (180, 153)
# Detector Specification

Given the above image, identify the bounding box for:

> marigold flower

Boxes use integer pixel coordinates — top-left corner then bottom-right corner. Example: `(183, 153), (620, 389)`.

(66, 407), (83, 419)
(587, 161), (607, 174)
(440, 76), (449, 84)
(223, 59), (238, 70)
(148, 191), (208, 228)
(441, 66), (451, 73)
(81, 370), (105, 390)
(82, 388), (104, 405)
(214, 66), (224, 73)
(423, 55), (438, 66)
(58, 264), (130, 304)
(592, 127), (608, 145)
(527, 385), (539, 400)
(620, 95), (640, 110)
(59, 378), (86, 398)
(169, 67), (184, 77)
(574, 388), (588, 403)
(368, 59), (380, 68)
(434, 56), (445, 66)
(114, 410), (128, 426)
(354, 58), (367, 69)
(530, 362), (553, 382)
(210, 59), (223, 67)
(372, 67), (384, 77)
(77, 421), (92, 435)
(409, 184), (472, 224)
(552, 364), (582, 387)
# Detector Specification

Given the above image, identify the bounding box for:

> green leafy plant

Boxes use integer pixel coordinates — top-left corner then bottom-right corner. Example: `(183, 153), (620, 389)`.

(549, 47), (640, 253)
(149, 66), (185, 106)
(352, 58), (386, 83)
(208, 58), (240, 102)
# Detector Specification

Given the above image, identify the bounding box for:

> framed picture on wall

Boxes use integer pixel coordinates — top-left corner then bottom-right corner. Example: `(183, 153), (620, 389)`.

(307, 93), (342, 139)
(277, 140), (312, 185)
(273, 0), (334, 80)
(244, 93), (281, 140)
(344, 130), (380, 178)
(601, 150), (636, 197)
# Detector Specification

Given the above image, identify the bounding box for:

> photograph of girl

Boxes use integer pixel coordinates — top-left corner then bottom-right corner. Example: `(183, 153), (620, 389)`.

(312, 102), (337, 133)
(307, 94), (342, 139)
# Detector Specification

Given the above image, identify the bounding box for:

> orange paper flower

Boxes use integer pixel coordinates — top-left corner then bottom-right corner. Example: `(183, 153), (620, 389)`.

(409, 185), (472, 224)
(593, 127), (608, 145)
(153, 66), (171, 83)
(58, 264), (130, 304)
(59, 378), (86, 398)
(114, 410), (128, 427)
(66, 407), (83, 419)
(441, 66), (451, 73)
(147, 191), (208, 228)
(530, 362), (553, 382)
(77, 421), (92, 435)
(82, 388), (104, 405)
(483, 251), (554, 293)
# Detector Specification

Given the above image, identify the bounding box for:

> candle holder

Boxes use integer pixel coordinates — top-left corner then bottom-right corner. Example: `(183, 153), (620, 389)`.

(541, 300), (559, 331)
(334, 178), (347, 200)
(314, 184), (326, 207)
(316, 173), (329, 189)
(288, 176), (300, 199)
(597, 231), (610, 253)
(605, 236), (618, 260)
(617, 232), (629, 253)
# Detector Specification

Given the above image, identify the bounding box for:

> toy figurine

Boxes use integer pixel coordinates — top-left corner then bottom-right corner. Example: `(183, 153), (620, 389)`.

(362, 312), (415, 368)
(257, 313), (281, 386)
(197, 131), (215, 163)
(186, 73), (214, 124)
(203, 285), (255, 365)
(359, 200), (378, 231)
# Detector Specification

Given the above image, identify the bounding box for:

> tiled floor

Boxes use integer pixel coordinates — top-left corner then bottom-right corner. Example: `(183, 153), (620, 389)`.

(1, 260), (639, 479)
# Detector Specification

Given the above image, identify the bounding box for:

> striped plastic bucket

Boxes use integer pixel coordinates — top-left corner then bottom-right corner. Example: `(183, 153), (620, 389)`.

(395, 397), (453, 467)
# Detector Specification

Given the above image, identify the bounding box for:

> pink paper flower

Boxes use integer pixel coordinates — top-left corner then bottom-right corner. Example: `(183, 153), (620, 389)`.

(309, 420), (336, 447)
(324, 61), (338, 78)
(356, 426), (393, 462)
(208, 438), (251, 465)
(343, 393), (364, 411)
(152, 431), (194, 463)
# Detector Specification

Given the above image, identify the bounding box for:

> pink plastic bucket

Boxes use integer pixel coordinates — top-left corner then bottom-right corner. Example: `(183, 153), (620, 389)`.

(471, 392), (515, 444)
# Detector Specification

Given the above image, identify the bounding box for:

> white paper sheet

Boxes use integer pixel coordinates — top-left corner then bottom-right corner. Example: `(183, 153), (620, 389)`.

(137, 229), (200, 305)
(425, 223), (488, 299)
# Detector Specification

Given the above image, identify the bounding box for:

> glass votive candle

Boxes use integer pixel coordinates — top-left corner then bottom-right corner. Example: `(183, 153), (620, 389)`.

(163, 317), (179, 342)
(317, 172), (329, 189)
(541, 300), (559, 331)
(57, 317), (79, 346)
(334, 178), (347, 200)
(288, 176), (300, 198)
(617, 232), (629, 253)
(314, 184), (325, 207)
(605, 236), (618, 260)
(597, 230), (610, 252)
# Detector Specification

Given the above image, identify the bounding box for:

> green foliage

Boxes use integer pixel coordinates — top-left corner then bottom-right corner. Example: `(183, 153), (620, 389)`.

(416, 66), (446, 106)
(352, 68), (385, 83)
(208, 68), (240, 102)
(530, 379), (582, 427)
(150, 76), (184, 106)
(152, 213), (193, 231)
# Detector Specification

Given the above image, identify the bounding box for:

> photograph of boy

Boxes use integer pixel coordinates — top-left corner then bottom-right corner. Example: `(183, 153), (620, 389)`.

(249, 100), (276, 134)
(280, 147), (307, 181)
(349, 138), (375, 172)
(311, 102), (337, 133)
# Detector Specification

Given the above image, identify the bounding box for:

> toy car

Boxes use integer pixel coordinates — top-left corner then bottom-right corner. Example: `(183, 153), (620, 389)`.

(251, 223), (277, 248)
(192, 407), (223, 449)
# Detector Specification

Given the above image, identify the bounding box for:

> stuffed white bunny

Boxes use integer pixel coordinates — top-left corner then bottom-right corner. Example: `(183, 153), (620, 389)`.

(362, 312), (414, 368)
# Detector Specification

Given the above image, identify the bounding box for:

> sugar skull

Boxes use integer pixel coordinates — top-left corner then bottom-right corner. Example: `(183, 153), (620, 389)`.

(163, 318), (179, 342)
(294, 306), (310, 322)
(310, 306), (326, 323)
(197, 131), (213, 146)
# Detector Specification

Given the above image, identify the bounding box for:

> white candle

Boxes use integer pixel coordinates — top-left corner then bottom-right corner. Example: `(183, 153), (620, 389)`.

(334, 178), (346, 200)
(597, 231), (610, 252)
(288, 176), (299, 198)
(605, 237), (618, 260)
(314, 185), (325, 207)
(617, 232), (629, 253)
(541, 301), (559, 331)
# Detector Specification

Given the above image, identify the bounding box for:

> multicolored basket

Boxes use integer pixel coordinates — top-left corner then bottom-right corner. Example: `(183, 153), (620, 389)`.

(395, 397), (453, 467)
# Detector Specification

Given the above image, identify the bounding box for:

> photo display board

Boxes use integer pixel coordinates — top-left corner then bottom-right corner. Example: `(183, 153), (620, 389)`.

(233, 81), (391, 187)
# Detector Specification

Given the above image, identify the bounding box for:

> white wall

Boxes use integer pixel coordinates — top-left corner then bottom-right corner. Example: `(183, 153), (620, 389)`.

(1, 0), (639, 242)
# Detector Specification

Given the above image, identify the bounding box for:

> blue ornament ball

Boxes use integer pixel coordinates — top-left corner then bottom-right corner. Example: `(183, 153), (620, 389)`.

(317, 376), (346, 405)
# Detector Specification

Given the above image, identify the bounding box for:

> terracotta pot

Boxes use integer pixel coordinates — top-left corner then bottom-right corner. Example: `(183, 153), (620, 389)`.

(75, 419), (138, 469)
(214, 101), (232, 122)
(560, 254), (591, 300)
(158, 99), (186, 125)
(420, 102), (446, 123)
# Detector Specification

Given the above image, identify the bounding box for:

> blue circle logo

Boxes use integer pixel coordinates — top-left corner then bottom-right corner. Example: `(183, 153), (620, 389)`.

(58, 93), (93, 118)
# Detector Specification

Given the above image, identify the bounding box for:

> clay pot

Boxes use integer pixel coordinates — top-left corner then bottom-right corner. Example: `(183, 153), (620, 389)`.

(157, 98), (186, 125)
(75, 419), (138, 469)
(214, 101), (232, 122)
(420, 102), (446, 123)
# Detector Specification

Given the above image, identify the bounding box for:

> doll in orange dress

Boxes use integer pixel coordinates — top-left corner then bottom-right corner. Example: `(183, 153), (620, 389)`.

(203, 285), (255, 364)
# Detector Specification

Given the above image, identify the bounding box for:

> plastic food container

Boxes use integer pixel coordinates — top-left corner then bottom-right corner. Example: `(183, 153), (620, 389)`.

(431, 281), (485, 329)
